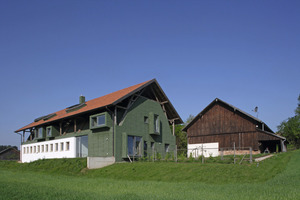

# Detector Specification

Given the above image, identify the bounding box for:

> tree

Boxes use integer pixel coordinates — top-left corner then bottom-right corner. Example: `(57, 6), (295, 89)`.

(185, 114), (195, 124)
(172, 115), (195, 154)
(277, 94), (300, 148)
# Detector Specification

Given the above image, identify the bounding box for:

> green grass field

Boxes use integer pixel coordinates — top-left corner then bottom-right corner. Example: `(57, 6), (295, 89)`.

(0, 151), (299, 200)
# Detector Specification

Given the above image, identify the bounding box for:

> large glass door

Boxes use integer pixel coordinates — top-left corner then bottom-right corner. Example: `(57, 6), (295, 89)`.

(76, 135), (88, 157)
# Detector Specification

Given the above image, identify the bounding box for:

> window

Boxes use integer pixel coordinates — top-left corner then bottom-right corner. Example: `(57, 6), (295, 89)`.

(23, 147), (26, 154)
(46, 144), (48, 152)
(34, 146), (36, 153)
(165, 144), (170, 153)
(76, 136), (88, 157)
(144, 116), (149, 124)
(66, 142), (70, 151)
(154, 115), (160, 133)
(27, 147), (29, 154)
(37, 146), (40, 153)
(151, 142), (155, 151)
(38, 127), (43, 138)
(30, 147), (32, 153)
(90, 113), (108, 129)
(60, 142), (64, 151)
(128, 136), (142, 156)
(50, 144), (53, 152)
(41, 145), (44, 152)
(92, 115), (105, 127)
(46, 127), (52, 137)
(55, 143), (58, 151)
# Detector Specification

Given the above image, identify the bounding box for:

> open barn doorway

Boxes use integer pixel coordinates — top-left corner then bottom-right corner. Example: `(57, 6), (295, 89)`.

(259, 140), (281, 153)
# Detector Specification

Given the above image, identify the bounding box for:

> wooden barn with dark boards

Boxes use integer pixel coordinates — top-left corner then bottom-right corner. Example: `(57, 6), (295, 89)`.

(183, 98), (286, 156)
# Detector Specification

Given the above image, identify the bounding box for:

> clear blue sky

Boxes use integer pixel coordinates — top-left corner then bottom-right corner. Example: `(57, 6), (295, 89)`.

(1, 1), (299, 147)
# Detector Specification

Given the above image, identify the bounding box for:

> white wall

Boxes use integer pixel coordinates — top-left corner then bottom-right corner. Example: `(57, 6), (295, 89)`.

(187, 142), (219, 158)
(21, 137), (77, 163)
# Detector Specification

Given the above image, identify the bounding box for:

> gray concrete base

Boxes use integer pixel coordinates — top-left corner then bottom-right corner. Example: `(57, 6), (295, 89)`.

(87, 157), (115, 169)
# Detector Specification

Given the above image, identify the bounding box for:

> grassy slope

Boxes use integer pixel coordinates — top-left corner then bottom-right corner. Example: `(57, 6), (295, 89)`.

(0, 151), (299, 200)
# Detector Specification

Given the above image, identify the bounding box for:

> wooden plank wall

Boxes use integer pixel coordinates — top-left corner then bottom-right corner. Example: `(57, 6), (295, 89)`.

(187, 103), (278, 150)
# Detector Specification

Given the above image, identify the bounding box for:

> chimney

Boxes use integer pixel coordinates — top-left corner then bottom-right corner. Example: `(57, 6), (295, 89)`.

(79, 95), (85, 104)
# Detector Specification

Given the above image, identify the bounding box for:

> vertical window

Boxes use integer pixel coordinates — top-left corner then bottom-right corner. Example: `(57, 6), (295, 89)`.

(27, 147), (29, 154)
(50, 144), (53, 152)
(41, 145), (44, 152)
(128, 136), (142, 156)
(151, 142), (155, 151)
(144, 116), (149, 124)
(34, 146), (36, 153)
(97, 115), (105, 126)
(154, 115), (159, 133)
(23, 147), (26, 154)
(76, 135), (88, 157)
(60, 142), (64, 151)
(30, 147), (32, 153)
(46, 144), (48, 152)
(165, 144), (170, 152)
(37, 146), (40, 153)
(66, 142), (70, 151)
(38, 128), (43, 138)
(47, 127), (52, 137)
(55, 143), (58, 151)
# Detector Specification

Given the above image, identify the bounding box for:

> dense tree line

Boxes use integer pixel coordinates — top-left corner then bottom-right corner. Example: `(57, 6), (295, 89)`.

(277, 95), (300, 148)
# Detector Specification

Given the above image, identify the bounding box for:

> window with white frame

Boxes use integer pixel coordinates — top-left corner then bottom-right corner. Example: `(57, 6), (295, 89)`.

(60, 142), (64, 151)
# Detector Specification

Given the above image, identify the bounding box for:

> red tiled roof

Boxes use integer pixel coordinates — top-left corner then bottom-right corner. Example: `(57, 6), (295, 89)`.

(15, 80), (152, 132)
